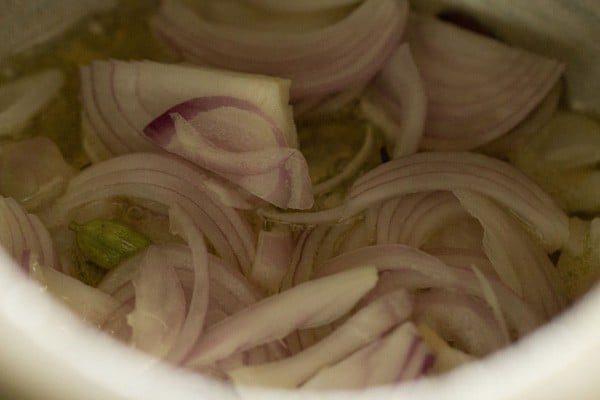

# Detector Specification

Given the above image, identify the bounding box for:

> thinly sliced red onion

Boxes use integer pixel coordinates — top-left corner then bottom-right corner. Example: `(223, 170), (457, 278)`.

(313, 127), (374, 195)
(264, 152), (569, 252)
(165, 205), (210, 363)
(0, 196), (57, 271)
(414, 289), (506, 356)
(127, 246), (186, 359)
(80, 59), (297, 159)
(246, 0), (362, 13)
(316, 245), (542, 335)
(0, 70), (64, 136)
(251, 228), (294, 293)
(184, 266), (378, 368)
(376, 192), (472, 247)
(229, 290), (412, 388)
(145, 109), (313, 209)
(469, 264), (511, 344)
(44, 153), (255, 273)
(0, 137), (74, 211)
(99, 244), (262, 317)
(302, 323), (434, 390)
(361, 43), (427, 158)
(282, 226), (331, 292)
(405, 15), (564, 150)
(482, 83), (561, 156)
(455, 190), (566, 318)
(28, 256), (119, 327)
(151, 0), (407, 100)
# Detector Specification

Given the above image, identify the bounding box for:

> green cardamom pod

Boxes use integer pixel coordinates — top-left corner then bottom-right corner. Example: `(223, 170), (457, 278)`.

(69, 219), (151, 270)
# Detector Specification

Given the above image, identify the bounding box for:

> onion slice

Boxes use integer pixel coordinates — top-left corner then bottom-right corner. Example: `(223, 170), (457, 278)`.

(0, 137), (74, 211)
(151, 0), (407, 100)
(145, 109), (313, 209)
(361, 43), (427, 158)
(80, 59), (297, 159)
(405, 14), (564, 150)
(264, 152), (569, 252)
(184, 266), (378, 368)
(229, 290), (413, 388)
(127, 245), (186, 359)
(302, 322), (434, 389)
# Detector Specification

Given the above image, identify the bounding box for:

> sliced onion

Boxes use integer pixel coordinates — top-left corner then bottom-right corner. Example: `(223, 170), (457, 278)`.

(229, 290), (412, 388)
(165, 205), (210, 363)
(302, 322), (434, 389)
(0, 70), (64, 136)
(376, 191), (472, 247)
(265, 152), (569, 252)
(454, 189), (566, 317)
(80, 59), (297, 159)
(405, 15), (564, 150)
(0, 196), (57, 270)
(414, 289), (506, 356)
(251, 228), (294, 293)
(361, 43), (427, 158)
(316, 244), (542, 336)
(151, 0), (407, 100)
(127, 246), (186, 359)
(145, 109), (313, 209)
(28, 256), (119, 327)
(0, 137), (74, 211)
(44, 152), (255, 273)
(184, 266), (378, 368)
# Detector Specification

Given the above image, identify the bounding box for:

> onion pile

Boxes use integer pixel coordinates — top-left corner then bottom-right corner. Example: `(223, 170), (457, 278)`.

(0, 0), (580, 392)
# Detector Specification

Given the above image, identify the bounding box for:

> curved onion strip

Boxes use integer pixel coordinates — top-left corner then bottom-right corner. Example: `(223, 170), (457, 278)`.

(316, 245), (542, 335)
(376, 192), (472, 247)
(229, 290), (412, 388)
(184, 266), (378, 368)
(246, 0), (362, 13)
(127, 246), (186, 359)
(251, 228), (294, 294)
(414, 289), (505, 356)
(80, 59), (297, 158)
(361, 43), (427, 157)
(65, 152), (254, 210)
(469, 264), (511, 344)
(145, 110), (313, 209)
(455, 190), (566, 317)
(313, 127), (374, 195)
(302, 322), (433, 390)
(28, 256), (119, 327)
(0, 197), (57, 270)
(0, 70), (64, 136)
(151, 0), (407, 100)
(265, 152), (568, 252)
(45, 154), (255, 272)
(99, 244), (262, 324)
(165, 205), (210, 363)
(349, 152), (568, 250)
(405, 15), (564, 150)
